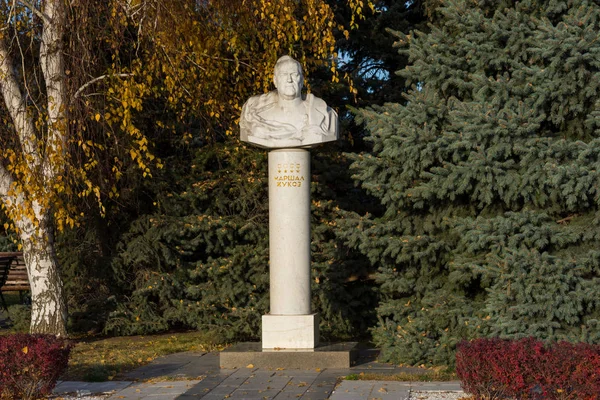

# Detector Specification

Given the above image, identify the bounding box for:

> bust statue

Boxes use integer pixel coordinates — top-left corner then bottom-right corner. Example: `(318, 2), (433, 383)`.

(240, 56), (338, 148)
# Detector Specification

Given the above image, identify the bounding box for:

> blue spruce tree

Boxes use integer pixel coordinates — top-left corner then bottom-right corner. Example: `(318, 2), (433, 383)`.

(340, 0), (600, 366)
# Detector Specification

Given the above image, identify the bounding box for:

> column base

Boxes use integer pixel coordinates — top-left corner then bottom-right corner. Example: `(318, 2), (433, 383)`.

(262, 313), (319, 350)
(220, 342), (357, 369)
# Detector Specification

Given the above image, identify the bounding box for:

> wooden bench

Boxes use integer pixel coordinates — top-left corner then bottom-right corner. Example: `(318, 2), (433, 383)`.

(0, 252), (28, 309)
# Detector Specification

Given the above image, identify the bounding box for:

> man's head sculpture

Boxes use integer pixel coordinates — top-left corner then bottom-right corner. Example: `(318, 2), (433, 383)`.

(273, 56), (303, 101)
(240, 56), (338, 149)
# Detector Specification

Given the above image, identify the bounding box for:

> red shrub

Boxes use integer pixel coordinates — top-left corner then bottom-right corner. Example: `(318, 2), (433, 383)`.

(456, 338), (600, 400)
(0, 334), (71, 400)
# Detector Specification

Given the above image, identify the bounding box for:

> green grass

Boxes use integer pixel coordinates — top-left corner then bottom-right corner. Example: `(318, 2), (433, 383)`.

(1, 292), (23, 307)
(345, 368), (457, 382)
(0, 292), (30, 334)
(1, 304), (228, 381)
(63, 331), (227, 382)
(1, 296), (227, 382)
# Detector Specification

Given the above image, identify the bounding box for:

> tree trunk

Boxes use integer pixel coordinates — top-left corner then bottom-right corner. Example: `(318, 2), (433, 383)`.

(0, 0), (70, 336)
(20, 213), (67, 336)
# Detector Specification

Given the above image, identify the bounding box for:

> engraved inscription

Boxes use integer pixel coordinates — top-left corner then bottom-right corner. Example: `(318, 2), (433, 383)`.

(274, 163), (304, 188)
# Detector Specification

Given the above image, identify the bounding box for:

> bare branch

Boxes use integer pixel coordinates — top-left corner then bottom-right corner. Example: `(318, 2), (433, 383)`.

(198, 53), (257, 71)
(185, 55), (207, 72)
(6, 0), (16, 26)
(17, 0), (51, 23)
(557, 215), (576, 224)
(73, 73), (133, 100)
(160, 45), (193, 98)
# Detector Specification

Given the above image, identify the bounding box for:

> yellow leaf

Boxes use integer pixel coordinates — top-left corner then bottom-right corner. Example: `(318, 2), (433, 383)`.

(22, 346), (28, 354)
(95, 113), (101, 122)
(246, 364), (254, 368)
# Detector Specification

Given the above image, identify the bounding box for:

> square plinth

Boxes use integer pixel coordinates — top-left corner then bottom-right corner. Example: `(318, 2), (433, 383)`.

(219, 342), (358, 369)
(262, 314), (319, 349)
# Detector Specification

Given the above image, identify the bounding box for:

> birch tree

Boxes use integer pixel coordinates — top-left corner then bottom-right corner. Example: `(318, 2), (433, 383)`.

(0, 0), (69, 335)
(0, 0), (367, 336)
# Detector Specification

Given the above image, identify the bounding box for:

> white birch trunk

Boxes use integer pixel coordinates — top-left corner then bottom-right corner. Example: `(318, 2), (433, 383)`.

(19, 212), (67, 336)
(0, 0), (69, 335)
(40, 0), (68, 174)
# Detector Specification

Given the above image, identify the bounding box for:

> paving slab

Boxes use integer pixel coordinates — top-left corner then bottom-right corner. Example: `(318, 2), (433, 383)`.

(411, 382), (462, 391)
(230, 388), (283, 399)
(50, 350), (465, 399)
(330, 381), (463, 400)
(219, 372), (252, 387)
(121, 352), (207, 381)
(181, 375), (233, 396)
(294, 392), (331, 400)
(195, 384), (237, 397)
(55, 380), (133, 395)
(304, 378), (336, 398)
(331, 381), (410, 400)
(107, 380), (201, 399)
(276, 388), (310, 398)
(175, 395), (206, 400)
(275, 375), (316, 397)
(167, 352), (224, 379)
(241, 376), (291, 391)
(273, 393), (309, 400)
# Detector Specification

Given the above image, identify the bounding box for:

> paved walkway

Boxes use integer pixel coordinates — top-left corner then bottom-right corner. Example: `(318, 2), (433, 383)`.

(54, 350), (463, 399)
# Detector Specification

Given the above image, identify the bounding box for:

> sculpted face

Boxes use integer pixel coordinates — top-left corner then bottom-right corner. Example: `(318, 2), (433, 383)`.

(274, 61), (303, 100)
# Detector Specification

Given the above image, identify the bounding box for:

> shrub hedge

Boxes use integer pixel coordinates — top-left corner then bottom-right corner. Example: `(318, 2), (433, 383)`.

(0, 334), (71, 400)
(456, 338), (600, 400)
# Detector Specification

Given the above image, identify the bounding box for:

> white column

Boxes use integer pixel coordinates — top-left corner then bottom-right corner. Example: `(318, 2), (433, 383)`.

(263, 148), (318, 349)
(268, 149), (311, 315)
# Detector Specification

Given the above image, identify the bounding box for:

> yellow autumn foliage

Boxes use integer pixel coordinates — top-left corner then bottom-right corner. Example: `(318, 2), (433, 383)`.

(0, 0), (368, 234)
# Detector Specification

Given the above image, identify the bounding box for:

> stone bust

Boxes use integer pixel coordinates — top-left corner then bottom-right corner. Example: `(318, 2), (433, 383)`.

(240, 56), (338, 148)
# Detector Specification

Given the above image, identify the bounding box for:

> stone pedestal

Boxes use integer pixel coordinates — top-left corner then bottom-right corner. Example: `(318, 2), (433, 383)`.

(262, 149), (319, 349)
(220, 342), (358, 369)
(262, 314), (319, 349)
